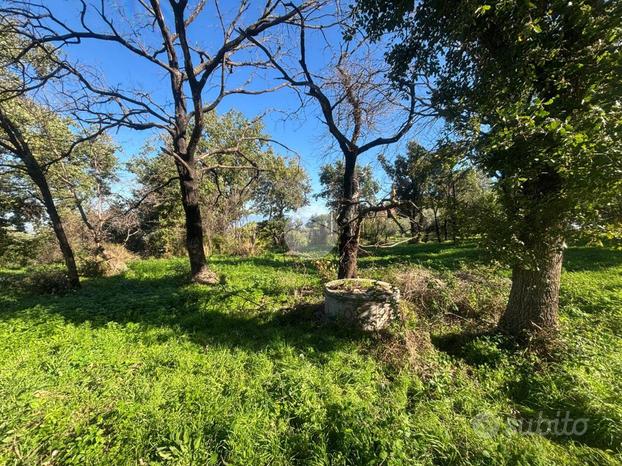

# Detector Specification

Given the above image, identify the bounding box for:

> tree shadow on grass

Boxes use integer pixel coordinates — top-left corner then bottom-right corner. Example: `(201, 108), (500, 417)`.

(502, 368), (622, 452)
(0, 270), (367, 361)
(432, 327), (622, 453)
(212, 255), (303, 269)
(359, 242), (488, 270)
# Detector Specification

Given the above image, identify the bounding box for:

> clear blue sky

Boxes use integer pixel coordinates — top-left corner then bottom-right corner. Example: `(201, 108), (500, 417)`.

(49, 0), (442, 219)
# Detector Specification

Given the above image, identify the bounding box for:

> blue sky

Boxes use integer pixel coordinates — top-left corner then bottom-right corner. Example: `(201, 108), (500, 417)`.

(48, 0), (442, 220)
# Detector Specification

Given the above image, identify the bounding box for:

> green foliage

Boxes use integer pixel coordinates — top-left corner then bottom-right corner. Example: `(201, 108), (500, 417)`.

(360, 215), (402, 245)
(18, 265), (73, 295)
(0, 231), (52, 268)
(357, 0), (622, 267)
(127, 112), (310, 256)
(253, 155), (310, 220)
(381, 141), (494, 241)
(316, 161), (380, 213)
(0, 244), (620, 464)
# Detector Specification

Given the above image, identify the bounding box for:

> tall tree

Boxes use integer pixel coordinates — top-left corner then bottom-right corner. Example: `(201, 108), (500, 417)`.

(357, 0), (622, 338)
(254, 155), (310, 221)
(127, 111), (295, 255)
(253, 154), (310, 250)
(4, 0), (316, 283)
(248, 7), (429, 278)
(55, 134), (120, 260)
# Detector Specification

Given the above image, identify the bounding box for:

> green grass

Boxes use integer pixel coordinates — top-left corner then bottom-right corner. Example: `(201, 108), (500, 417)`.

(0, 244), (621, 465)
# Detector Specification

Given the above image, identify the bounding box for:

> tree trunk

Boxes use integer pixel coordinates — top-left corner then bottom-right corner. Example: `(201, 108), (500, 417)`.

(433, 207), (441, 243)
(29, 164), (80, 288)
(450, 181), (458, 243)
(0, 112), (79, 288)
(337, 218), (360, 279)
(408, 208), (421, 244)
(409, 217), (419, 243)
(499, 240), (564, 338)
(175, 159), (218, 284)
(337, 154), (360, 279)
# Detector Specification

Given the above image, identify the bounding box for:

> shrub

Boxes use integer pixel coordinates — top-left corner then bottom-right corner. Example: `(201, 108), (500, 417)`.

(391, 265), (510, 323)
(212, 224), (266, 257)
(0, 231), (52, 268)
(20, 266), (73, 295)
(313, 258), (338, 282)
(79, 243), (137, 277)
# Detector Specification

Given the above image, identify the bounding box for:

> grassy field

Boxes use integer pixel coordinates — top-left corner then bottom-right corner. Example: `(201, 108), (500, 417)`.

(0, 243), (621, 465)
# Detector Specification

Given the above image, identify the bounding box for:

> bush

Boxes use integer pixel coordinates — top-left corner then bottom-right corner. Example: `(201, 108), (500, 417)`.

(0, 231), (51, 268)
(313, 258), (338, 282)
(20, 266), (73, 295)
(78, 243), (137, 277)
(212, 224), (266, 257)
(391, 265), (510, 323)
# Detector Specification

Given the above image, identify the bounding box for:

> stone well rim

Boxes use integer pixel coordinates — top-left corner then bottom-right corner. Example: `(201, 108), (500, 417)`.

(324, 278), (397, 299)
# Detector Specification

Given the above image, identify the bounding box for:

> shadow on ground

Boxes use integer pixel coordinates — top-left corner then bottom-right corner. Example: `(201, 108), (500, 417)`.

(0, 269), (367, 360)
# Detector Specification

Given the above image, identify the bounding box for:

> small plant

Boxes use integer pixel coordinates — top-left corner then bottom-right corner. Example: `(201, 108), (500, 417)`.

(313, 258), (337, 282)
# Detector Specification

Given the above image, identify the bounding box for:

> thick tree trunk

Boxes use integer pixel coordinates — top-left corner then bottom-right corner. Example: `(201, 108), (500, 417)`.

(337, 155), (360, 279)
(175, 160), (218, 284)
(30, 166), (80, 288)
(499, 240), (564, 338)
(337, 211), (360, 279)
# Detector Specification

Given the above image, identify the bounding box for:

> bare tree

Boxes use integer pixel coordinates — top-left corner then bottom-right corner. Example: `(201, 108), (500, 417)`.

(247, 6), (434, 278)
(4, 0), (317, 283)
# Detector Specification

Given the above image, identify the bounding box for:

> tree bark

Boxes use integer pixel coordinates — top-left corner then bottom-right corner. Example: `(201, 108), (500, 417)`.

(169, 60), (217, 284)
(174, 157), (218, 284)
(450, 181), (458, 243)
(27, 160), (80, 288)
(499, 239), (564, 338)
(337, 155), (360, 279)
(0, 110), (80, 287)
(409, 217), (419, 244)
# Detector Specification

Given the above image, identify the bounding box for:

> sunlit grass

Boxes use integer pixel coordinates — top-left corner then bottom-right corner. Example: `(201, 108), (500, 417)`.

(0, 243), (620, 465)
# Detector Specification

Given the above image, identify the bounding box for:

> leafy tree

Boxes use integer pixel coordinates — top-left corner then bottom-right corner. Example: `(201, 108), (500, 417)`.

(254, 156), (310, 221)
(54, 134), (120, 259)
(0, 96), (82, 287)
(316, 161), (379, 214)
(1, 17), (114, 286)
(127, 112), (303, 255)
(381, 141), (489, 243)
(253, 155), (310, 250)
(380, 142), (437, 242)
(357, 0), (622, 338)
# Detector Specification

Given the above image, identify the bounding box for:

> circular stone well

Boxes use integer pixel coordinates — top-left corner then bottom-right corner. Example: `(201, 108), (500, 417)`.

(323, 278), (400, 331)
